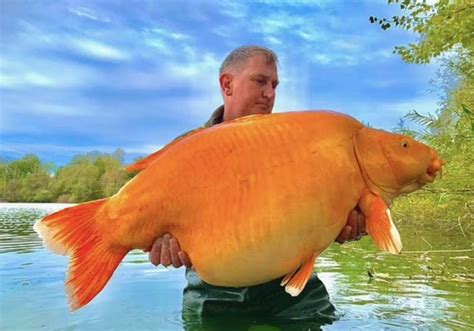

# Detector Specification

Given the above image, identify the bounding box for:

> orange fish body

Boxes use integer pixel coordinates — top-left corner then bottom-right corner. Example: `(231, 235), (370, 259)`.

(35, 111), (442, 310)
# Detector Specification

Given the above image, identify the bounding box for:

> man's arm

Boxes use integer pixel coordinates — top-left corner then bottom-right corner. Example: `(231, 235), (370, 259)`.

(149, 209), (366, 268)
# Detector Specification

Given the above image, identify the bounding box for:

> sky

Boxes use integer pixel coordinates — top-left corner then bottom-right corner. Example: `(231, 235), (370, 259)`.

(0, 0), (441, 165)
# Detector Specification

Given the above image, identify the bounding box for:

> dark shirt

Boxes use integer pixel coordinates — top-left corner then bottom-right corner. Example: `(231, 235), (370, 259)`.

(181, 106), (336, 322)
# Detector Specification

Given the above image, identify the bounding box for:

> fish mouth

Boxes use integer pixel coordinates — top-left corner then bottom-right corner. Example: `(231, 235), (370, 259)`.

(421, 157), (444, 183)
(419, 173), (436, 184)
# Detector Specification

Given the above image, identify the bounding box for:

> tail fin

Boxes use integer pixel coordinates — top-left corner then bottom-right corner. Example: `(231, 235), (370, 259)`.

(34, 199), (129, 311)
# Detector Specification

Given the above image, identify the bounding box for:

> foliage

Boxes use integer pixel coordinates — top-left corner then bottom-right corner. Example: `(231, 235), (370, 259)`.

(0, 149), (129, 203)
(370, 0), (474, 64)
(392, 100), (474, 225)
(374, 1), (474, 225)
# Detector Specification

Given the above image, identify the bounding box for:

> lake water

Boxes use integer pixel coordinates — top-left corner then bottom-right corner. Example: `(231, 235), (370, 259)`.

(0, 203), (472, 330)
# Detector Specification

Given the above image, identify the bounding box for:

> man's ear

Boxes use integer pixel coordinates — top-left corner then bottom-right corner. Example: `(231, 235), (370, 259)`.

(219, 73), (233, 96)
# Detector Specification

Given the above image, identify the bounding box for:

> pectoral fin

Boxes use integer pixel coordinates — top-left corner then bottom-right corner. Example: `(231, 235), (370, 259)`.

(280, 269), (297, 287)
(280, 252), (317, 297)
(359, 193), (402, 254)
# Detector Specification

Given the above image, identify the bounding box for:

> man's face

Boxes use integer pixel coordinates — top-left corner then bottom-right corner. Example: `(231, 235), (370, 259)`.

(223, 54), (279, 121)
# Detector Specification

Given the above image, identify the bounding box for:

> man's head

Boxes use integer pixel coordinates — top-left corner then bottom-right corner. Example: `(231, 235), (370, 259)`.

(219, 46), (279, 122)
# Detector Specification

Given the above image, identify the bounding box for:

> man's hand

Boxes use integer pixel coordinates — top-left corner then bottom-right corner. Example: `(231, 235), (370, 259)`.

(149, 233), (193, 268)
(335, 208), (367, 244)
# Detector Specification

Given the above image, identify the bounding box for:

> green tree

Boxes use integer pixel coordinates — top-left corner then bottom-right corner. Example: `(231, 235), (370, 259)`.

(1, 149), (130, 202)
(8, 154), (42, 177)
(52, 159), (102, 203)
(94, 154), (128, 197)
(20, 171), (53, 202)
(101, 167), (128, 197)
(51, 151), (128, 202)
(0, 155), (47, 202)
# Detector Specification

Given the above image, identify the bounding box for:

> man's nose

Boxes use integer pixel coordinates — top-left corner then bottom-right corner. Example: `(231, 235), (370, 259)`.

(262, 84), (275, 100)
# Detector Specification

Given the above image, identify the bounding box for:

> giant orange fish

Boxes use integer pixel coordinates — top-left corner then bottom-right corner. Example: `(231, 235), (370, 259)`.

(34, 111), (443, 311)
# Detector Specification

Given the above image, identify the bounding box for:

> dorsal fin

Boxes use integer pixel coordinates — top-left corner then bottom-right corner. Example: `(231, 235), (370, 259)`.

(125, 113), (268, 173)
(125, 128), (205, 173)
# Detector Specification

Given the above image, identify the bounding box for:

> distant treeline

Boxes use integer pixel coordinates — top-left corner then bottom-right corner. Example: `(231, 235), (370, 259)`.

(0, 148), (133, 203)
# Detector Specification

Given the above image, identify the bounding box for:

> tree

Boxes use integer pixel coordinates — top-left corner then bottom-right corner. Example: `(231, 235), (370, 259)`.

(1, 149), (130, 202)
(370, 0), (474, 64)
(52, 161), (102, 203)
(20, 171), (53, 202)
(101, 167), (127, 197)
(371, 0), (474, 223)
(0, 155), (46, 202)
(94, 154), (128, 197)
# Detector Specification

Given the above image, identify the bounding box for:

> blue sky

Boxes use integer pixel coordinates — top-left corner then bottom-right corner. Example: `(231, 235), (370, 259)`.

(0, 0), (440, 165)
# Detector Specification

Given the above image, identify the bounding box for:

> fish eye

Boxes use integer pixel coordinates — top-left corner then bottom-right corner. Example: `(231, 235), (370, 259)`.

(401, 141), (409, 148)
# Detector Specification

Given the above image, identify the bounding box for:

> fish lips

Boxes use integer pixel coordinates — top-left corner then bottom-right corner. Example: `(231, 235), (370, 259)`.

(421, 158), (444, 183)
(419, 172), (437, 184)
(419, 167), (441, 183)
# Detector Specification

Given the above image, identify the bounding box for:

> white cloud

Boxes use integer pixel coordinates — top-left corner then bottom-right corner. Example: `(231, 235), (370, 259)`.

(308, 45), (396, 67)
(255, 0), (330, 8)
(330, 39), (361, 51)
(390, 96), (440, 116)
(295, 28), (326, 42)
(265, 36), (283, 46)
(125, 144), (165, 154)
(311, 54), (332, 65)
(252, 13), (306, 35)
(15, 20), (127, 66)
(365, 79), (397, 88)
(0, 57), (100, 89)
(374, 48), (395, 59)
(310, 53), (358, 66)
(144, 27), (189, 41)
(28, 103), (91, 117)
(169, 53), (220, 78)
(117, 49), (220, 94)
(218, 2), (248, 19)
(0, 72), (59, 88)
(68, 7), (111, 23)
(141, 27), (193, 57)
(144, 37), (171, 54)
(322, 95), (441, 130)
(180, 92), (224, 122)
(72, 39), (129, 61)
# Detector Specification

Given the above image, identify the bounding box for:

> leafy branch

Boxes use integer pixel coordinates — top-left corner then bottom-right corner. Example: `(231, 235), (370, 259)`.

(370, 0), (474, 63)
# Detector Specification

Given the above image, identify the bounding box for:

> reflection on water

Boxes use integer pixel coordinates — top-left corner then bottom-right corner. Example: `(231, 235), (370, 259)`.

(0, 204), (472, 330)
(0, 208), (44, 254)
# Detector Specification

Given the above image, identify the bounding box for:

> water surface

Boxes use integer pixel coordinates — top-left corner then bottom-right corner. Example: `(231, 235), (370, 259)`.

(0, 204), (472, 330)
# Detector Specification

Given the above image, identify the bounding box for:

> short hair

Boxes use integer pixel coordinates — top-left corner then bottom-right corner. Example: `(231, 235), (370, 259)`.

(219, 45), (278, 75)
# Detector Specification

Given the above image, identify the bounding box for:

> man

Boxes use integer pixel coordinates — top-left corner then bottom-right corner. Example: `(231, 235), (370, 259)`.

(149, 46), (366, 320)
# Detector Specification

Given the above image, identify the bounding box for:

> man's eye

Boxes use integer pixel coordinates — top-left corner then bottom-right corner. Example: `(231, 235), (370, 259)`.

(255, 79), (266, 85)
